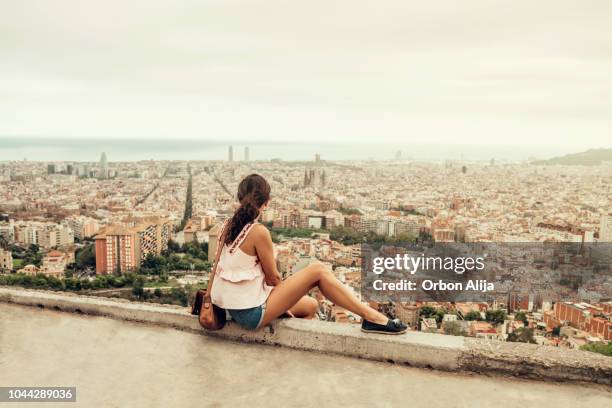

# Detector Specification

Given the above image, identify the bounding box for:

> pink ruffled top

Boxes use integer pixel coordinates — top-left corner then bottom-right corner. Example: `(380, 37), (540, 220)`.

(210, 222), (273, 310)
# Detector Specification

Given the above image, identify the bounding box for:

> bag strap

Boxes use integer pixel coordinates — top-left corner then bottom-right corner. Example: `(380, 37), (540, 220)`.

(204, 219), (230, 307)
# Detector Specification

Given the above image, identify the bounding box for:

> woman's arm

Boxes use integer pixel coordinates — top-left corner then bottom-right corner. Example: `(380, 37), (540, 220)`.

(252, 225), (282, 286)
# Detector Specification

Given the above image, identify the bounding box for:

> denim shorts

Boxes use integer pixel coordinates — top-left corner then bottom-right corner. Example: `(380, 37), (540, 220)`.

(228, 302), (267, 330)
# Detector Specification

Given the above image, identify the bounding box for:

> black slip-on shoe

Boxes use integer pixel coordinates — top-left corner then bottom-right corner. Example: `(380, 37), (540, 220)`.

(361, 318), (408, 335)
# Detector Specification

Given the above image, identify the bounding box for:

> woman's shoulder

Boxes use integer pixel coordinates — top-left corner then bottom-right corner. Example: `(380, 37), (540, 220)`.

(249, 223), (270, 236)
(240, 223), (269, 244)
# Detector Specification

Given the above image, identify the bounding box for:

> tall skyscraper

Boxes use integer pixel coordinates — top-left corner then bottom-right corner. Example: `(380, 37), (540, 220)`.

(244, 146), (250, 161)
(99, 152), (108, 180)
(228, 146), (234, 162)
(315, 153), (321, 162)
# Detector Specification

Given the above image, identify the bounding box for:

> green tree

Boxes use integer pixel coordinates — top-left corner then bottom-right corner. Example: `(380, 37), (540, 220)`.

(64, 266), (74, 278)
(485, 309), (507, 326)
(142, 253), (169, 273)
(464, 311), (483, 321)
(167, 239), (181, 253)
(434, 309), (446, 323)
(132, 277), (145, 298)
(159, 272), (169, 283)
(507, 327), (536, 344)
(337, 207), (362, 215)
(75, 244), (96, 269)
(443, 321), (466, 336)
(580, 342), (612, 357)
(90, 278), (102, 289)
(0, 235), (8, 250)
(417, 306), (447, 324)
(169, 287), (188, 306)
(329, 226), (366, 246)
(21, 244), (43, 267)
(184, 242), (205, 258)
(514, 311), (528, 324)
(123, 273), (136, 285)
(393, 232), (417, 243)
(132, 286), (144, 298)
(419, 305), (437, 318)
(132, 276), (144, 299)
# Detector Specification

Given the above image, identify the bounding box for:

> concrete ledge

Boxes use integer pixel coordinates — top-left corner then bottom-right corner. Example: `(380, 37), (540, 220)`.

(1, 287), (611, 385)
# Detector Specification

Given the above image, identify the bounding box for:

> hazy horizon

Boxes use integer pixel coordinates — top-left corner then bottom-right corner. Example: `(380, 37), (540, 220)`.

(0, 136), (603, 162)
(1, 1), (612, 149)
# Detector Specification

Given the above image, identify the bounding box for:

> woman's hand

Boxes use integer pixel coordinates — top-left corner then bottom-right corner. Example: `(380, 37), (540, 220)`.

(265, 275), (282, 286)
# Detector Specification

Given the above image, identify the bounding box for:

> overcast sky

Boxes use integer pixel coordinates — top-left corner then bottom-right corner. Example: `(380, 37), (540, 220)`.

(1, 0), (611, 149)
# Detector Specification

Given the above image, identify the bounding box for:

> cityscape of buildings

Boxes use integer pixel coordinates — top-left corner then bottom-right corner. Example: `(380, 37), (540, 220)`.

(0, 148), (611, 350)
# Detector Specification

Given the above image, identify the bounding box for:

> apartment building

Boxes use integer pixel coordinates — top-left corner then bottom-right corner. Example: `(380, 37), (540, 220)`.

(0, 248), (13, 271)
(13, 221), (74, 249)
(183, 216), (214, 243)
(95, 226), (140, 275)
(549, 302), (612, 341)
(273, 209), (302, 229)
(64, 215), (101, 240)
(38, 224), (74, 249)
(94, 218), (172, 274)
(0, 220), (15, 243)
(14, 223), (39, 246)
(600, 213), (612, 242)
(137, 220), (172, 258)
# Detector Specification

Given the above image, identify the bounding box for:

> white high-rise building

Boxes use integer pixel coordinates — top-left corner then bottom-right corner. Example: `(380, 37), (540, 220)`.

(0, 220), (14, 243)
(99, 152), (108, 180)
(64, 216), (101, 240)
(14, 223), (40, 246)
(600, 213), (612, 242)
(244, 146), (250, 161)
(39, 224), (74, 249)
(14, 222), (74, 249)
(228, 146), (233, 162)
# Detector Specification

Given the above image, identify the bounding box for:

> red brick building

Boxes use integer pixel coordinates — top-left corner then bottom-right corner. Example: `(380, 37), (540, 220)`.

(551, 302), (612, 341)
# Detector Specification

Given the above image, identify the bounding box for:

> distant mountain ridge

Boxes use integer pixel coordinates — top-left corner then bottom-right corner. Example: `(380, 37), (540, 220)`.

(532, 148), (612, 166)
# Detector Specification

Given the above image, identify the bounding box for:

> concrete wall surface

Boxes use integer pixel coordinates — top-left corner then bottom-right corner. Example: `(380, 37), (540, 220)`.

(1, 287), (610, 385)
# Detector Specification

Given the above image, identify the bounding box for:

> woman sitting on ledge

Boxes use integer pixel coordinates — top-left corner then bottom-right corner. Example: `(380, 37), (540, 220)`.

(207, 173), (407, 335)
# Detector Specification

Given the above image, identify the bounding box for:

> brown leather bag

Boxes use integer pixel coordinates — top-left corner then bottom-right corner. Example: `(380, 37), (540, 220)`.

(191, 220), (229, 330)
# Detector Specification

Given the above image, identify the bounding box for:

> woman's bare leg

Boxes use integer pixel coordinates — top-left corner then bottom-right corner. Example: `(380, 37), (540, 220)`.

(287, 295), (318, 319)
(261, 262), (387, 326)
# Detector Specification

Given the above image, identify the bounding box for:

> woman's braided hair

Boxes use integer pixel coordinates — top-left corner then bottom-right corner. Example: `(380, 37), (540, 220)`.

(225, 174), (271, 244)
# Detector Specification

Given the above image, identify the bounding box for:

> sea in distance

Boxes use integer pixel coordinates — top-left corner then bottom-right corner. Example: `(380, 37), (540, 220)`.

(0, 136), (580, 163)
